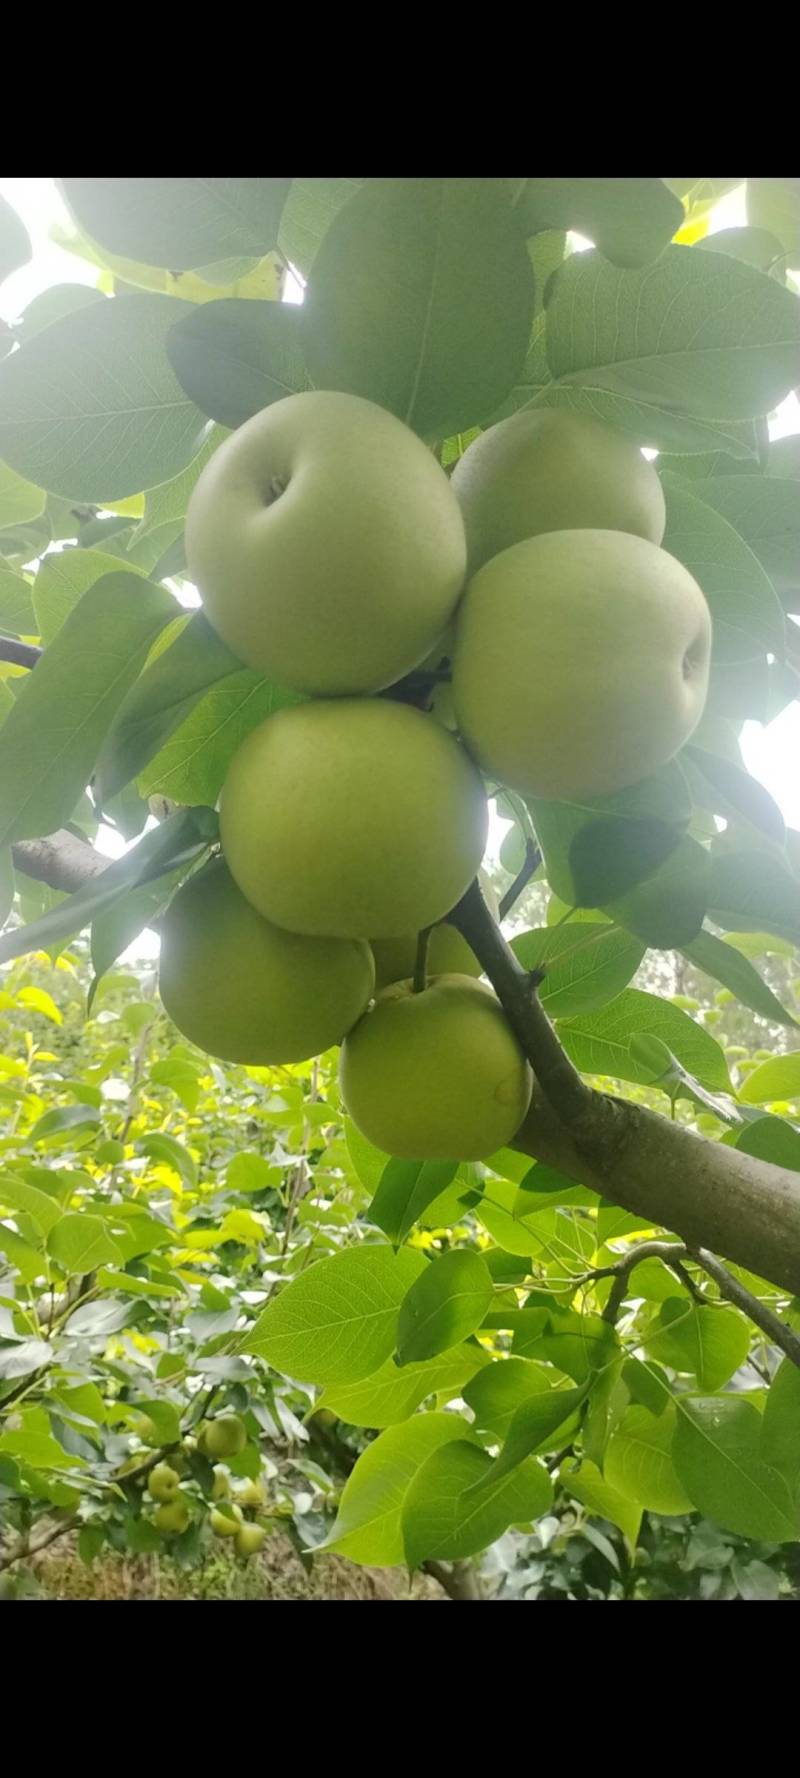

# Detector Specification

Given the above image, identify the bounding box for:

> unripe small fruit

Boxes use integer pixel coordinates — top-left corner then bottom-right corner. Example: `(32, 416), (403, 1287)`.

(234, 1477), (266, 1509)
(670, 994), (700, 1012)
(211, 1466), (231, 1501)
(235, 1522), (267, 1559)
(154, 1493), (191, 1534)
(210, 1505), (244, 1538)
(147, 1462), (181, 1502)
(198, 1415), (247, 1459)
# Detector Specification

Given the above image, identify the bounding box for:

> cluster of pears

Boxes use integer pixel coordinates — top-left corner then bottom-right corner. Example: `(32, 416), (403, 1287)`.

(146, 1415), (267, 1556)
(157, 391), (712, 1163)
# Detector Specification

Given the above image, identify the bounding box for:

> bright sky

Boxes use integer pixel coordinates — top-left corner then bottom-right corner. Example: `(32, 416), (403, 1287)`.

(1, 176), (799, 891)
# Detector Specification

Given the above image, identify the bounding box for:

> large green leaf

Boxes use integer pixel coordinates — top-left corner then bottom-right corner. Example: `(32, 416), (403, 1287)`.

(684, 746), (786, 844)
(738, 1051), (800, 1105)
(322, 1411), (471, 1564)
(760, 1356), (800, 1484)
(57, 178), (291, 271)
(396, 1249), (494, 1366)
(608, 834), (710, 949)
(681, 929), (798, 1028)
(734, 1116), (800, 1170)
(133, 426), (227, 543)
(689, 476), (800, 603)
(402, 1439), (552, 1567)
(529, 765), (691, 909)
(604, 1403), (693, 1515)
(557, 988), (731, 1091)
(0, 565), (35, 637)
(33, 548), (148, 645)
(707, 849), (800, 947)
(304, 178), (535, 438)
(546, 246), (800, 425)
(643, 1297), (752, 1388)
(463, 1357), (564, 1439)
(511, 923), (644, 1018)
(483, 1384), (587, 1486)
(0, 193), (31, 286)
(242, 1244), (427, 1386)
(661, 480), (786, 659)
(0, 573), (175, 849)
(96, 612), (241, 802)
(512, 177), (683, 267)
(315, 1343), (486, 1430)
(369, 1159), (458, 1246)
(136, 668), (302, 807)
(47, 1213), (123, 1275)
(559, 1456), (642, 1548)
(673, 1396), (798, 1542)
(0, 295), (210, 501)
(0, 461), (46, 530)
(167, 300), (309, 427)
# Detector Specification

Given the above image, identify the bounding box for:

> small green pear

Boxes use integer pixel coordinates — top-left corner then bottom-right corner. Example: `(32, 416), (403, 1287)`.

(450, 410), (666, 572)
(154, 1493), (191, 1535)
(210, 1504), (244, 1538)
(211, 1466), (231, 1501)
(159, 860), (374, 1065)
(235, 1522), (267, 1559)
(233, 1476), (266, 1510)
(147, 1462), (181, 1502)
(221, 699), (488, 939)
(185, 390), (466, 695)
(453, 530), (712, 800)
(340, 975), (532, 1161)
(198, 1415), (247, 1459)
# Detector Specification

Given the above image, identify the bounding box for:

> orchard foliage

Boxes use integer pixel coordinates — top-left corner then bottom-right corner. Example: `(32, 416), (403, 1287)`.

(2, 177), (800, 1590)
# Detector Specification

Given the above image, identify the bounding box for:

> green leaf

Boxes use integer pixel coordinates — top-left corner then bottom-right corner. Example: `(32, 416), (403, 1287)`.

(559, 1456), (642, 1548)
(643, 1297), (753, 1388)
(604, 1403), (693, 1515)
(29, 1103), (100, 1143)
(130, 1397), (182, 1445)
(0, 461), (46, 531)
(608, 834), (710, 949)
(33, 548), (148, 646)
(734, 1116), (800, 1171)
(316, 1343), (487, 1429)
(243, 1244), (427, 1386)
(463, 1357), (564, 1439)
(96, 612), (242, 801)
(529, 765), (691, 908)
(0, 1171), (65, 1234)
(137, 668), (301, 807)
(0, 805), (215, 966)
(511, 923), (644, 1018)
(0, 565), (36, 636)
(484, 1384), (588, 1486)
(395, 1249), (494, 1366)
(673, 1396), (797, 1542)
(0, 1225), (42, 1283)
(738, 1051), (800, 1105)
(58, 178), (291, 271)
(557, 988), (731, 1092)
(89, 867), (185, 997)
(533, 1310), (617, 1384)
(546, 245), (800, 427)
(0, 1404), (83, 1471)
(0, 573), (175, 849)
(685, 747), (786, 844)
(46, 1213), (123, 1275)
(13, 284), (106, 344)
(403, 1439), (553, 1567)
(0, 1337), (53, 1380)
(322, 1411), (471, 1564)
(681, 929), (798, 1029)
(0, 295), (210, 501)
(512, 178), (683, 268)
(139, 1132), (197, 1189)
(133, 426), (227, 543)
(0, 193), (31, 285)
(661, 480), (786, 660)
(167, 300), (309, 427)
(708, 850), (800, 948)
(278, 178), (363, 276)
(688, 476), (800, 603)
(305, 178), (535, 438)
(761, 1356), (800, 1483)
(369, 1159), (458, 1245)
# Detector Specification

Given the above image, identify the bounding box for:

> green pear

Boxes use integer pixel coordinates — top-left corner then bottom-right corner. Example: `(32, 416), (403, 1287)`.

(235, 1523), (267, 1559)
(233, 1477), (266, 1509)
(452, 529), (712, 800)
(185, 391), (466, 695)
(198, 1415), (247, 1459)
(211, 1466), (231, 1501)
(221, 699), (488, 939)
(371, 924), (481, 992)
(451, 410), (666, 572)
(159, 860), (374, 1065)
(147, 1462), (181, 1502)
(154, 1493), (191, 1535)
(210, 1505), (244, 1538)
(340, 974), (532, 1161)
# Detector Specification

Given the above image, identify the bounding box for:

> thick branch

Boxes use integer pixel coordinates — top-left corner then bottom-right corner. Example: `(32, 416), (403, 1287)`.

(0, 635), (41, 669)
(11, 829), (108, 893)
(515, 1085), (800, 1298)
(448, 879), (593, 1128)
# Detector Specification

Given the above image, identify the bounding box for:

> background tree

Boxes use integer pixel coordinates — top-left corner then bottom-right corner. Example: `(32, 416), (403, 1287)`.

(1, 176), (800, 1595)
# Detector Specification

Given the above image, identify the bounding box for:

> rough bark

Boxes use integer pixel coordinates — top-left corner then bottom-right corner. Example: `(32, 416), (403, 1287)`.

(11, 830), (110, 893)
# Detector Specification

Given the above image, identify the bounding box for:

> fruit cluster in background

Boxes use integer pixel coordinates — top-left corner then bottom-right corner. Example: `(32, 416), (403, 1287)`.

(158, 391), (713, 1162)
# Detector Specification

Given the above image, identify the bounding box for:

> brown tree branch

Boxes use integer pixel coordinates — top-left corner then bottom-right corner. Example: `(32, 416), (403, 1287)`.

(0, 635), (41, 669)
(498, 839), (542, 921)
(11, 829), (109, 893)
(691, 1247), (800, 1370)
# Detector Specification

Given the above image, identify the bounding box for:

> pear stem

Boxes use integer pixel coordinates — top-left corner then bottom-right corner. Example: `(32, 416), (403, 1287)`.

(413, 926), (431, 994)
(498, 838), (542, 920)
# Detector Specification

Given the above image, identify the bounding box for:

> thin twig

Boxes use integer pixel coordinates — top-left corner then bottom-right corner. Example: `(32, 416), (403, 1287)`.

(447, 878), (593, 1128)
(0, 1512), (80, 1574)
(691, 1247), (800, 1371)
(600, 1243), (689, 1324)
(499, 840), (542, 921)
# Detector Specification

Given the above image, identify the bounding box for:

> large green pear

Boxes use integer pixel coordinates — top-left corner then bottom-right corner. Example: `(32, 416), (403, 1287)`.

(159, 860), (374, 1064)
(340, 975), (532, 1161)
(184, 390), (467, 695)
(450, 411), (666, 572)
(452, 529), (712, 801)
(220, 699), (488, 939)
